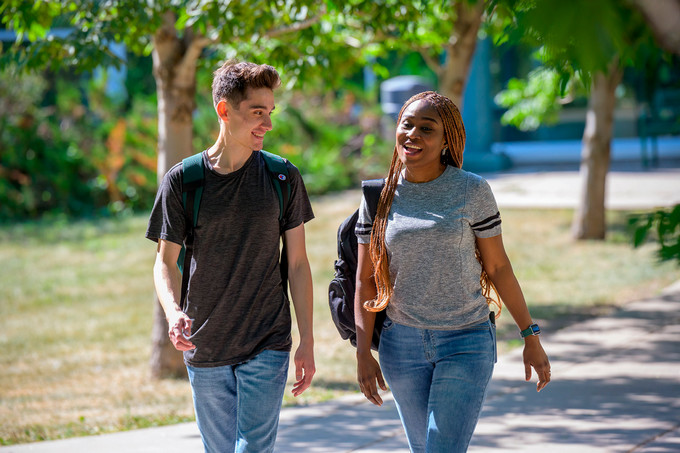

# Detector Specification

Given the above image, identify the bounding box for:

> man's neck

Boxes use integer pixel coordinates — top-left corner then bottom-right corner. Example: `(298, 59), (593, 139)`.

(206, 133), (253, 175)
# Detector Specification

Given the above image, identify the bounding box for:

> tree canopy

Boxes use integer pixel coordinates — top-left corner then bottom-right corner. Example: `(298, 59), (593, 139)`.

(492, 0), (668, 129)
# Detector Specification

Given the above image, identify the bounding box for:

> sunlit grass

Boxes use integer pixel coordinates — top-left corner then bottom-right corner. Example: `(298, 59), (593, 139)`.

(0, 216), (195, 445)
(1, 198), (677, 444)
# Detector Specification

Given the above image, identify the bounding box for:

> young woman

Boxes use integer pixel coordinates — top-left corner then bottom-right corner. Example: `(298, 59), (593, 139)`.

(354, 91), (551, 453)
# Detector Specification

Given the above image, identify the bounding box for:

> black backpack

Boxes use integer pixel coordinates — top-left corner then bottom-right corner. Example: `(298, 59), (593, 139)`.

(328, 179), (386, 351)
(178, 150), (291, 310)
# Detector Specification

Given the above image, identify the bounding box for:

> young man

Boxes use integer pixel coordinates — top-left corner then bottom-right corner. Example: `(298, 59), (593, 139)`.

(146, 61), (315, 453)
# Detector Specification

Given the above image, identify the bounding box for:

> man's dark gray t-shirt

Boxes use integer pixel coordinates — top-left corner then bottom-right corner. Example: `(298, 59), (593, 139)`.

(146, 150), (314, 367)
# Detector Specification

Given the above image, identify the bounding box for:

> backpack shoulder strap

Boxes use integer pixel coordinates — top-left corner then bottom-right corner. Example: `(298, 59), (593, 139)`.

(260, 150), (292, 297)
(361, 178), (385, 222)
(181, 152), (205, 228)
(177, 152), (205, 309)
(260, 150), (290, 222)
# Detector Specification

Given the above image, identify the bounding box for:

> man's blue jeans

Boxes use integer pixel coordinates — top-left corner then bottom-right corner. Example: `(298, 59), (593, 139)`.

(378, 317), (496, 453)
(186, 349), (289, 453)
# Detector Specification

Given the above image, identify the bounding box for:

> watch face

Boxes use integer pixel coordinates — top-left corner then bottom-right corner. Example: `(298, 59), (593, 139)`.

(521, 324), (541, 337)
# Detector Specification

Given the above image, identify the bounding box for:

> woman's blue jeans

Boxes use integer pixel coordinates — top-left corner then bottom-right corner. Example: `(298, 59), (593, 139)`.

(378, 317), (496, 453)
(186, 349), (289, 453)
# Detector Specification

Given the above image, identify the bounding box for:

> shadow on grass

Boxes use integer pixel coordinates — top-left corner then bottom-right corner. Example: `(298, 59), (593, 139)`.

(0, 214), (143, 245)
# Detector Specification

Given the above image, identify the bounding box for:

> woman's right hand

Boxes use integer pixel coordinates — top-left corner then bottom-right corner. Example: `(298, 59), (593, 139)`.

(357, 351), (387, 406)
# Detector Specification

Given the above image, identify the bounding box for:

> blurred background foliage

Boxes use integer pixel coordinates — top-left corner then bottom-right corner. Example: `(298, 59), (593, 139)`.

(630, 205), (680, 264)
(0, 54), (399, 221)
(1, 0), (678, 226)
(0, 48), (163, 220)
(2, 47), (677, 221)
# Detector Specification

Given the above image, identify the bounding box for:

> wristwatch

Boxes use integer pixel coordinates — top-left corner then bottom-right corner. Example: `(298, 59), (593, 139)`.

(520, 323), (541, 338)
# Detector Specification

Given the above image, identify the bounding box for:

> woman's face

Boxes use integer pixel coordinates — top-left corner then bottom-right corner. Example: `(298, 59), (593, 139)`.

(396, 99), (447, 182)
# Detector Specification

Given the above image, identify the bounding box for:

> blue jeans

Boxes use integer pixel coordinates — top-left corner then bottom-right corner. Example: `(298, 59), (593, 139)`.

(186, 349), (289, 453)
(378, 317), (496, 453)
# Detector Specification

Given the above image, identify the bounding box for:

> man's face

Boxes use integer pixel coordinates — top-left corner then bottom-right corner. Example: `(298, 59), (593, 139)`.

(222, 87), (275, 151)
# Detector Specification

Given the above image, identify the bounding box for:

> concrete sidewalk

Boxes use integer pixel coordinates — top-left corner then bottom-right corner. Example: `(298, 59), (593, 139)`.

(484, 164), (680, 210)
(7, 281), (680, 452)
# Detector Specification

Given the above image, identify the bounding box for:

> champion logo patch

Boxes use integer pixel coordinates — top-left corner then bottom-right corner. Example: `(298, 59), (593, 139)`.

(278, 174), (287, 181)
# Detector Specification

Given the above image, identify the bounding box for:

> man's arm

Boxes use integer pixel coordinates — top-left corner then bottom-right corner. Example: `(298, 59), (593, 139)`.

(153, 239), (195, 351)
(284, 223), (315, 396)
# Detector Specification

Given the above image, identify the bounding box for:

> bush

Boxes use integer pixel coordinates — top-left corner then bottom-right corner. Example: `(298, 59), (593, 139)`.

(629, 204), (680, 265)
(0, 67), (159, 221)
(0, 68), (107, 220)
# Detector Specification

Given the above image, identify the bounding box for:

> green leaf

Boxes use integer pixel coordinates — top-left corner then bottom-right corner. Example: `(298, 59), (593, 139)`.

(629, 205), (680, 263)
(633, 224), (650, 248)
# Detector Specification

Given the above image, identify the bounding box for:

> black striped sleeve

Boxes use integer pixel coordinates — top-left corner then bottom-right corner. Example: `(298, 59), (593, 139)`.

(471, 212), (501, 232)
(355, 222), (373, 236)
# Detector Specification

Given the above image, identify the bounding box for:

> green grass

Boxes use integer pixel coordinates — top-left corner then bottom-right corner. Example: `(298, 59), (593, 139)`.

(1, 197), (677, 445)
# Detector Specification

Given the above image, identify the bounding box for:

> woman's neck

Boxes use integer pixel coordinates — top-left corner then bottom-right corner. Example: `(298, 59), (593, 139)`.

(403, 163), (447, 183)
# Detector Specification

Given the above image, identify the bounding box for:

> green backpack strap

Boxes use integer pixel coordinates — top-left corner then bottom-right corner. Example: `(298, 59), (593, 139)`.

(260, 150), (291, 296)
(181, 152), (205, 228)
(177, 152), (205, 309)
(176, 150), (290, 306)
(260, 150), (290, 223)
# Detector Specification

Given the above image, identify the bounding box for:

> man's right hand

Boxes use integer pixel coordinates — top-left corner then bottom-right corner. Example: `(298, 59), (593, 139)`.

(167, 311), (196, 351)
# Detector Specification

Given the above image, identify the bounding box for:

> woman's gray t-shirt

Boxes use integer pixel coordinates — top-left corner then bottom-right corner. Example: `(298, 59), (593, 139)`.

(146, 150), (314, 367)
(356, 165), (501, 330)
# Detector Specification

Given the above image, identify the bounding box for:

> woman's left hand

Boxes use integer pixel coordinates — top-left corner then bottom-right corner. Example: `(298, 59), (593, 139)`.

(523, 337), (551, 392)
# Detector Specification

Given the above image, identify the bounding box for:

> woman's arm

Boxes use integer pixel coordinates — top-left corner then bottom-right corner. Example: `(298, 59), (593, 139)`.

(476, 234), (551, 392)
(355, 243), (387, 405)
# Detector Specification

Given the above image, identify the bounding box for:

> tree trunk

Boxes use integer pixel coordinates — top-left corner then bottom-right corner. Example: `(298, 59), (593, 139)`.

(149, 12), (207, 379)
(571, 62), (623, 240)
(438, 0), (485, 107)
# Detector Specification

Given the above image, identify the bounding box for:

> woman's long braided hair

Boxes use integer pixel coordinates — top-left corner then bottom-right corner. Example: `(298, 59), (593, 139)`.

(363, 91), (502, 316)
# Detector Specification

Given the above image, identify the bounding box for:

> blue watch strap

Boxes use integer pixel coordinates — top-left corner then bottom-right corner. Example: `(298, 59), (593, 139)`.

(520, 323), (541, 338)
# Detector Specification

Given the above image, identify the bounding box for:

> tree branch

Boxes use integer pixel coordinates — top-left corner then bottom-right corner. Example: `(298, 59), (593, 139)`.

(633, 0), (680, 56)
(176, 32), (212, 86)
(264, 5), (326, 39)
(419, 49), (443, 77)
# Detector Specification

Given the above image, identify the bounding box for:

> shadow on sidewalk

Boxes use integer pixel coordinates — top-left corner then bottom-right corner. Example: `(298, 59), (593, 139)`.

(471, 286), (680, 453)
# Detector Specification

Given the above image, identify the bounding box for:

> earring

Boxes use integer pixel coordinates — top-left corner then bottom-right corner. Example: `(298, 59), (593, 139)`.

(441, 147), (448, 156)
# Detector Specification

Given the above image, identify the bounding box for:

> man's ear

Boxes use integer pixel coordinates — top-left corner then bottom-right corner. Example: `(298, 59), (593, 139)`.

(216, 99), (229, 122)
